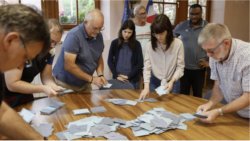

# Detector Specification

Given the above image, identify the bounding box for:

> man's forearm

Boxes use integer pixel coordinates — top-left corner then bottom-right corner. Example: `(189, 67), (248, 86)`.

(221, 92), (249, 115)
(208, 84), (224, 108)
(0, 102), (43, 140)
(41, 74), (57, 87)
(66, 64), (92, 82)
(7, 81), (47, 94)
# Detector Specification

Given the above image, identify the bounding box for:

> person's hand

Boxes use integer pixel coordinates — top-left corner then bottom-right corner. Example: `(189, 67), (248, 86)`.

(92, 76), (104, 88)
(100, 76), (108, 85)
(198, 59), (209, 69)
(164, 81), (174, 92)
(197, 102), (213, 113)
(119, 74), (128, 79)
(139, 89), (150, 100)
(117, 76), (128, 83)
(199, 109), (220, 123)
(42, 85), (63, 97)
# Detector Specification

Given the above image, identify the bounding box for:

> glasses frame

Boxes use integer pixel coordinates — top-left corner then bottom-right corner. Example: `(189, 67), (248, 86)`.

(91, 26), (105, 32)
(19, 36), (33, 66)
(207, 40), (225, 54)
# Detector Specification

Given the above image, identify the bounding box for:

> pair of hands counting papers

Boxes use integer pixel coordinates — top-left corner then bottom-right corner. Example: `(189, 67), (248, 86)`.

(40, 102), (66, 114)
(72, 106), (107, 115)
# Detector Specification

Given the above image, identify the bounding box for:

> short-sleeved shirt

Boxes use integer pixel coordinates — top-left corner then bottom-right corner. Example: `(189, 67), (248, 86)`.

(135, 22), (151, 59)
(4, 53), (52, 107)
(53, 23), (104, 87)
(210, 38), (250, 118)
(173, 19), (208, 70)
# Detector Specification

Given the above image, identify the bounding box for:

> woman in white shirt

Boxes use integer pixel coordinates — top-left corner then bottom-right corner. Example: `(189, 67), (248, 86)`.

(139, 14), (185, 100)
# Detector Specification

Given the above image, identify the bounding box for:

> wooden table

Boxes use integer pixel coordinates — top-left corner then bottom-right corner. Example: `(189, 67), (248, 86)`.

(2, 90), (250, 140)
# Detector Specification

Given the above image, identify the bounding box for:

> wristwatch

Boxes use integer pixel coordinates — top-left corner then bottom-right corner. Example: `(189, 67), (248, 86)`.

(217, 108), (223, 116)
(98, 75), (104, 77)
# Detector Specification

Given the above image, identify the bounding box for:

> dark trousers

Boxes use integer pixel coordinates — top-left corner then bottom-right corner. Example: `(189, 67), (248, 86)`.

(180, 68), (205, 98)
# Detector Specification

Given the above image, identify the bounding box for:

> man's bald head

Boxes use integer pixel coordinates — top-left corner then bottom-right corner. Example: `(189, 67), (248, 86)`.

(84, 9), (104, 24)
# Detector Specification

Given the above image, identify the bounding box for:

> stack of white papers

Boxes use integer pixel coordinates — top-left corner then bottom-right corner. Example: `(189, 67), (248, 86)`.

(90, 106), (107, 113)
(73, 109), (91, 115)
(40, 107), (57, 114)
(55, 116), (129, 140)
(155, 86), (169, 96)
(105, 98), (138, 106)
(31, 123), (54, 137)
(19, 108), (35, 123)
(102, 83), (112, 88)
(118, 108), (196, 137)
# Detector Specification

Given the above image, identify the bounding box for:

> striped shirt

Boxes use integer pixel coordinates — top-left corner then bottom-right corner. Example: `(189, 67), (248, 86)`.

(210, 38), (250, 118)
(135, 22), (151, 59)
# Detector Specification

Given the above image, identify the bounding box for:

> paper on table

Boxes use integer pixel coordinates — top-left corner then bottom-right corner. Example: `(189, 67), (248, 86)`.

(50, 102), (66, 109)
(103, 83), (112, 88)
(90, 106), (107, 113)
(40, 107), (57, 114)
(73, 108), (90, 115)
(19, 108), (35, 123)
(58, 89), (74, 96)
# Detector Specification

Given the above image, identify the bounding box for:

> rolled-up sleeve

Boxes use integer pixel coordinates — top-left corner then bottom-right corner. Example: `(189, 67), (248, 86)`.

(143, 42), (152, 83)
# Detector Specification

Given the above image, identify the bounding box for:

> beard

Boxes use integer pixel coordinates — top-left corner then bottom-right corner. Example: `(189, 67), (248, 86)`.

(191, 18), (201, 25)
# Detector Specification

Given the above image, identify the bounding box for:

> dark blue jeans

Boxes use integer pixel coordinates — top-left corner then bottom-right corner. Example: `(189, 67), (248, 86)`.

(150, 73), (180, 93)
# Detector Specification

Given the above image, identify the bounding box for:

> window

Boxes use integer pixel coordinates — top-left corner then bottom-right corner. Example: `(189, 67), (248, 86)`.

(152, 0), (211, 28)
(3, 0), (100, 29)
(153, 0), (178, 25)
(188, 0), (208, 20)
(58, 0), (95, 26)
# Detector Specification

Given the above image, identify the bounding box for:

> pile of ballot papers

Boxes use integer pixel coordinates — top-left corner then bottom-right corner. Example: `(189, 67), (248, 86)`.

(31, 123), (54, 137)
(54, 108), (197, 140)
(40, 102), (66, 114)
(126, 108), (197, 137)
(55, 116), (128, 140)
(135, 98), (158, 103)
(104, 98), (137, 106)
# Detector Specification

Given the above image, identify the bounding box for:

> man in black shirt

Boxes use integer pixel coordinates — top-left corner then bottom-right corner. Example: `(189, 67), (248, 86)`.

(0, 5), (50, 139)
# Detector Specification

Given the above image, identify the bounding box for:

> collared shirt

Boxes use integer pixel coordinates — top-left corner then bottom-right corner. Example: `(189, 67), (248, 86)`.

(135, 22), (151, 59)
(143, 38), (185, 86)
(210, 38), (250, 118)
(173, 19), (209, 70)
(53, 23), (104, 87)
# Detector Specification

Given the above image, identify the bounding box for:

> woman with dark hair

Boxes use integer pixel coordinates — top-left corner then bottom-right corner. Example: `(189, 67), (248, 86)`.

(139, 14), (185, 100)
(108, 20), (143, 89)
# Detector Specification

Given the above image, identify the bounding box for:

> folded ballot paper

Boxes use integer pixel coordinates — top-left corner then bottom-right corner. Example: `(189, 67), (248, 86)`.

(155, 86), (169, 96)
(40, 107), (57, 114)
(58, 89), (74, 96)
(102, 83), (112, 88)
(73, 109), (91, 115)
(19, 108), (35, 123)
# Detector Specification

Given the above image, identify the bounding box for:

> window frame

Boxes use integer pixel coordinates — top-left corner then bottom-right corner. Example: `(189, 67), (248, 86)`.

(41, 0), (100, 29)
(152, 0), (211, 29)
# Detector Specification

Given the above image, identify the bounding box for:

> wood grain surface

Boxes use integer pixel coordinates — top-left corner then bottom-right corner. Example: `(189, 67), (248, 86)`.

(1, 90), (249, 140)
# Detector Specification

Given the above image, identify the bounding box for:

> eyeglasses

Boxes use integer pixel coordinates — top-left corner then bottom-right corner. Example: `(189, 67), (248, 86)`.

(207, 40), (225, 54)
(138, 12), (147, 16)
(91, 26), (105, 32)
(51, 39), (59, 47)
(20, 36), (32, 66)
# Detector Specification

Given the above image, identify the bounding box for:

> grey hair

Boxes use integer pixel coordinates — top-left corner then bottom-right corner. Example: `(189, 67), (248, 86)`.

(0, 4), (51, 58)
(198, 23), (231, 45)
(47, 18), (64, 34)
(84, 8), (104, 24)
(134, 5), (146, 16)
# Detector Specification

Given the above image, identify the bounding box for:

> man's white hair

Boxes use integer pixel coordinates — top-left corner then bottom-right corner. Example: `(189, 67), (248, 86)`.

(84, 8), (104, 24)
(198, 23), (231, 45)
(134, 5), (145, 16)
